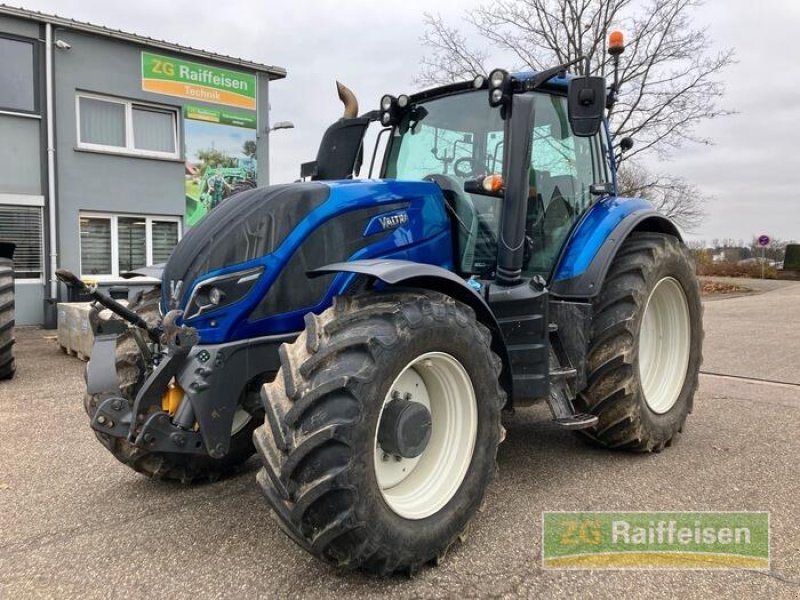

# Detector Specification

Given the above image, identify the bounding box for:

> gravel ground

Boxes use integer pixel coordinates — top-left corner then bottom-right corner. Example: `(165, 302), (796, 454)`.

(1, 286), (799, 599)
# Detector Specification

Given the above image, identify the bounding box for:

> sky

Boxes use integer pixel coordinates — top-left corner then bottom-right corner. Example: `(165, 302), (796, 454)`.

(13, 0), (800, 243)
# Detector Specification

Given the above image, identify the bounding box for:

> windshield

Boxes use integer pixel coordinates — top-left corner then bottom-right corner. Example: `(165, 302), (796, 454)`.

(383, 89), (608, 279)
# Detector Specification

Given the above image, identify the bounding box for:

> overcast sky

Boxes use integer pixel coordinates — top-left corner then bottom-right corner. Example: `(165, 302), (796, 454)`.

(16, 0), (800, 243)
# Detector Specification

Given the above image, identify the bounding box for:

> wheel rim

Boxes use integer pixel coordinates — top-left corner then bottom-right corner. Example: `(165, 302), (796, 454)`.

(638, 277), (691, 414)
(374, 352), (477, 520)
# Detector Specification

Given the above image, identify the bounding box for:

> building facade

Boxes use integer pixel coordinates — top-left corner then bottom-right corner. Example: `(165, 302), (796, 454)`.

(0, 6), (285, 325)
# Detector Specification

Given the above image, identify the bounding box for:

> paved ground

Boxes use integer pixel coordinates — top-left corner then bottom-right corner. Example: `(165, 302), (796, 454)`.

(2, 282), (799, 599)
(702, 279), (800, 384)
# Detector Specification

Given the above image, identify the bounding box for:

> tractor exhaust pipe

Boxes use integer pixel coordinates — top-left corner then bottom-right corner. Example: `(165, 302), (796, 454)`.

(336, 81), (359, 119)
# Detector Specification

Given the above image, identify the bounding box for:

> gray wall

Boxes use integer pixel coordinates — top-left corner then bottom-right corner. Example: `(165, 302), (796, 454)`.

(52, 30), (186, 278)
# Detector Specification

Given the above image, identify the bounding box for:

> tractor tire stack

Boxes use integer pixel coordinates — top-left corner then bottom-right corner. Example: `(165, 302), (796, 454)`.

(0, 244), (15, 381)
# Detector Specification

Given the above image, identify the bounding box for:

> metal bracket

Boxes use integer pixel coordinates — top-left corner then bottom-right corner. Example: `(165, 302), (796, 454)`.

(86, 334), (123, 396)
(91, 395), (133, 438)
(134, 411), (204, 454)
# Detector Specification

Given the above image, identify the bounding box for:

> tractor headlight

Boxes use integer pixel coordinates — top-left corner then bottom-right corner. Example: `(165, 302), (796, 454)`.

(380, 94), (394, 111)
(489, 69), (506, 88)
(379, 93), (412, 128)
(208, 287), (225, 306)
(184, 266), (264, 320)
(488, 68), (512, 108)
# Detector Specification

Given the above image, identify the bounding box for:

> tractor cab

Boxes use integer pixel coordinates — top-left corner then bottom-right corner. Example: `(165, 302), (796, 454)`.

(379, 76), (612, 283)
(307, 63), (611, 289)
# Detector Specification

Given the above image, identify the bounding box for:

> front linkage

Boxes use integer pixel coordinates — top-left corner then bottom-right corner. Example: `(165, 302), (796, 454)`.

(56, 270), (209, 456)
(58, 269), (287, 462)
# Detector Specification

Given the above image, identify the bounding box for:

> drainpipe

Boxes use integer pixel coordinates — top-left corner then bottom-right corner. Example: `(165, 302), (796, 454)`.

(45, 23), (58, 300)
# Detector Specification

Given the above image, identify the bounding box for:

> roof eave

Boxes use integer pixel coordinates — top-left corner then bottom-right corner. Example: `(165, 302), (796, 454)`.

(0, 4), (287, 80)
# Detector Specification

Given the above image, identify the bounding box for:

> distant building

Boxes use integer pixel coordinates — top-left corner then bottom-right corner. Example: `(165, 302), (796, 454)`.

(0, 5), (286, 325)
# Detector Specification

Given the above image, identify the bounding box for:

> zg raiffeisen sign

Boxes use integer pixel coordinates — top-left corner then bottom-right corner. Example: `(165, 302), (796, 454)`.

(141, 52), (256, 110)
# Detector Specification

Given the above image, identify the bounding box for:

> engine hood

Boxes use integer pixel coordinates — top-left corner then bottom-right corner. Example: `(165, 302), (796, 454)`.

(162, 182), (330, 308)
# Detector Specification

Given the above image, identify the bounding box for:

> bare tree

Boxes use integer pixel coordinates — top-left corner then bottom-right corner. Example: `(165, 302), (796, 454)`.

(617, 161), (706, 232)
(419, 0), (734, 163)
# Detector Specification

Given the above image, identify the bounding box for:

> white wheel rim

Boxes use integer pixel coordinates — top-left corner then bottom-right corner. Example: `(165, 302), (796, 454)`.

(638, 277), (691, 414)
(374, 352), (477, 520)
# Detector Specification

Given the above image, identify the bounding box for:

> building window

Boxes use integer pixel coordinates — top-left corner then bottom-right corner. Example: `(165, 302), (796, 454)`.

(0, 204), (44, 279)
(79, 213), (181, 279)
(0, 37), (36, 113)
(76, 94), (179, 159)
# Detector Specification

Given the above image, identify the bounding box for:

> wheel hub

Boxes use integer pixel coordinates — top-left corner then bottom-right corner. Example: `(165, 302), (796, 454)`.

(377, 395), (432, 459)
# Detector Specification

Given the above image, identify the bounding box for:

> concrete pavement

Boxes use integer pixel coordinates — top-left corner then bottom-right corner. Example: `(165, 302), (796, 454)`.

(702, 280), (800, 384)
(1, 283), (799, 599)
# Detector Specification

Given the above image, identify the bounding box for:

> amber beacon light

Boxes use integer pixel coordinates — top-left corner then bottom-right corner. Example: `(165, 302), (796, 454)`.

(608, 30), (625, 55)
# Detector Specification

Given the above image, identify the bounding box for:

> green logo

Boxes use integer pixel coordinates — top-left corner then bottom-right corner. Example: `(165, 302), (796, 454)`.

(542, 512), (769, 569)
(141, 52), (256, 110)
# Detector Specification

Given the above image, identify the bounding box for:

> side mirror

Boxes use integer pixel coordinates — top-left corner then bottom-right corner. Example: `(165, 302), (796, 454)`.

(567, 76), (607, 137)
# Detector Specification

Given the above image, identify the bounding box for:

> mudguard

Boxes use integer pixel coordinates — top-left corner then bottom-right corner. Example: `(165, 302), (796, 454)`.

(550, 199), (682, 299)
(312, 259), (513, 397)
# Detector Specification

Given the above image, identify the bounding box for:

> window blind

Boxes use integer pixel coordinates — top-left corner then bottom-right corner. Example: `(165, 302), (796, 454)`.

(79, 97), (126, 148)
(0, 204), (43, 278)
(79, 217), (112, 275)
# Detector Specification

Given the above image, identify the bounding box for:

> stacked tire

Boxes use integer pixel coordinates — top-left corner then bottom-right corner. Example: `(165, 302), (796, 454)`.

(0, 242), (15, 381)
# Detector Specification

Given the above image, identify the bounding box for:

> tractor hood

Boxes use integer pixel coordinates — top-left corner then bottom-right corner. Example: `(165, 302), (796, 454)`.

(161, 183), (330, 309)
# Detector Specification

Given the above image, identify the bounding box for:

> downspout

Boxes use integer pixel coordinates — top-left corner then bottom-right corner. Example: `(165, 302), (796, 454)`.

(45, 23), (58, 299)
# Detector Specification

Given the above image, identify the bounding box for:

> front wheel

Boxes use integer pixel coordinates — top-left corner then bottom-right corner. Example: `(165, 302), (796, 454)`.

(254, 290), (506, 574)
(577, 232), (703, 451)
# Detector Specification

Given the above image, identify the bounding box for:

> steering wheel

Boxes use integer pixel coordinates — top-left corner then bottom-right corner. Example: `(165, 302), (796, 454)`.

(453, 157), (475, 179)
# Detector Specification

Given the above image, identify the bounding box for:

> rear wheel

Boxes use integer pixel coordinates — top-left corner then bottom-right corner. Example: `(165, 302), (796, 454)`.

(0, 257), (14, 381)
(577, 233), (702, 451)
(85, 288), (264, 482)
(254, 290), (505, 574)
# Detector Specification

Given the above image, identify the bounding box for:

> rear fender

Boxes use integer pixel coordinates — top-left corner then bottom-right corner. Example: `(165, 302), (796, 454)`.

(550, 197), (682, 299)
(312, 259), (513, 401)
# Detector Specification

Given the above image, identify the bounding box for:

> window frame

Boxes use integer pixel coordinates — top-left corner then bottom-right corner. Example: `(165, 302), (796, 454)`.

(0, 34), (39, 116)
(75, 93), (180, 160)
(79, 212), (182, 280)
(0, 197), (45, 283)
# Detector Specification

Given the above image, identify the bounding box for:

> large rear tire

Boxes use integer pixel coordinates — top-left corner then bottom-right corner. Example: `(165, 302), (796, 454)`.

(0, 257), (15, 381)
(84, 288), (264, 483)
(254, 290), (506, 574)
(577, 233), (702, 451)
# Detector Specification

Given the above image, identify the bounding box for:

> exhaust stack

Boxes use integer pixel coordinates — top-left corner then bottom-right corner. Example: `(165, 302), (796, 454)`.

(336, 81), (359, 119)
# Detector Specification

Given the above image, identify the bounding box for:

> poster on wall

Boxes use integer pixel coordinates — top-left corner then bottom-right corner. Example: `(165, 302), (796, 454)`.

(183, 105), (258, 226)
(141, 52), (259, 226)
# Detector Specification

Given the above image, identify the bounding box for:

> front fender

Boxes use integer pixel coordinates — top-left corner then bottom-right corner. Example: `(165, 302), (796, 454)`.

(550, 197), (682, 299)
(312, 259), (513, 399)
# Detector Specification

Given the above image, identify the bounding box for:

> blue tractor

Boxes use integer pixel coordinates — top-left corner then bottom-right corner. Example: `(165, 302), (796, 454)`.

(59, 34), (702, 575)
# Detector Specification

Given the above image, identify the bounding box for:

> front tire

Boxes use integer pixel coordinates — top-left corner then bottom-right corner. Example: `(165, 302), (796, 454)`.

(254, 290), (506, 574)
(577, 233), (703, 451)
